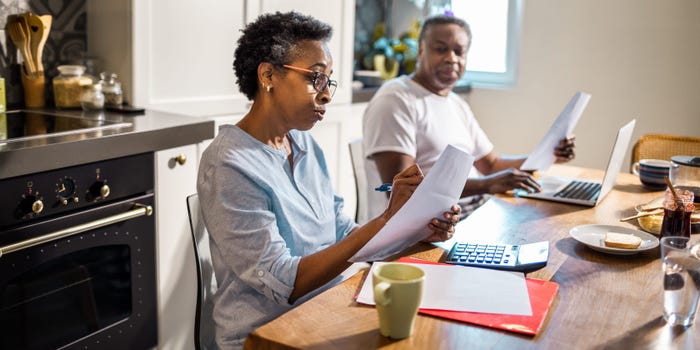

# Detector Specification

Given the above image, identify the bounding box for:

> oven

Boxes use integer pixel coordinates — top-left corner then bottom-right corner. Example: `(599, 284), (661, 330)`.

(0, 152), (157, 350)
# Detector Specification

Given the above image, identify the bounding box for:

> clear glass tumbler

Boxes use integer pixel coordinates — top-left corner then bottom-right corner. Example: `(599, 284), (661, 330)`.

(660, 236), (700, 327)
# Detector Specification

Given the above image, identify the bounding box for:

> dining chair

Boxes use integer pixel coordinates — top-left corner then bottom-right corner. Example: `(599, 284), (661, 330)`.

(348, 139), (370, 224)
(348, 139), (387, 224)
(630, 134), (700, 171)
(186, 193), (218, 350)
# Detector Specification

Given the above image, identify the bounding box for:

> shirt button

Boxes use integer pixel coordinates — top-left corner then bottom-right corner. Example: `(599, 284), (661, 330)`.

(257, 270), (264, 277)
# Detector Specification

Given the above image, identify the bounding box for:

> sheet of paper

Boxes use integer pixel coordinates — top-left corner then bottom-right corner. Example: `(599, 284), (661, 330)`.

(356, 262), (532, 316)
(349, 145), (474, 262)
(520, 91), (591, 171)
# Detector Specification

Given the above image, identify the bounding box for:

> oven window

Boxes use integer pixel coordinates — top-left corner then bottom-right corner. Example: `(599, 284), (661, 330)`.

(0, 245), (132, 350)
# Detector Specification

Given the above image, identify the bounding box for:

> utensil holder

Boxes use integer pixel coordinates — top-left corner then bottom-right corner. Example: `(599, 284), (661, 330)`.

(21, 69), (46, 108)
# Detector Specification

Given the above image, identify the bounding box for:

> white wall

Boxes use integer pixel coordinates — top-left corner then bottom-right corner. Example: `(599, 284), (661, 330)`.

(464, 0), (700, 171)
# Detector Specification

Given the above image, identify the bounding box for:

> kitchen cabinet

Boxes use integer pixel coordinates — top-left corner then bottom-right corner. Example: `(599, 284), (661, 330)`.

(154, 144), (199, 350)
(88, 0), (355, 116)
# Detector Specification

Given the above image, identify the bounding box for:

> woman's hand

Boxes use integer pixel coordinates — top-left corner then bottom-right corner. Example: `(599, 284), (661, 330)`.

(422, 205), (462, 242)
(381, 164), (424, 221)
(554, 135), (576, 163)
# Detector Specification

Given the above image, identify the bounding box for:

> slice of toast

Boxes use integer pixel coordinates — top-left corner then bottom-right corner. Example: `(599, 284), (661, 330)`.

(604, 232), (642, 249)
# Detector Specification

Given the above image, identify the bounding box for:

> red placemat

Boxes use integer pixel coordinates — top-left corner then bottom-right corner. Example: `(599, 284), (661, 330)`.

(398, 257), (558, 336)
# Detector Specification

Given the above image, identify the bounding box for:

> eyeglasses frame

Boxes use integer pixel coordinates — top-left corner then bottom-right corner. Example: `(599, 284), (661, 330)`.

(282, 64), (337, 97)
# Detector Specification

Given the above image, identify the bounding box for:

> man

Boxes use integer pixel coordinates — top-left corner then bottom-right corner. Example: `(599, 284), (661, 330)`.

(362, 14), (575, 219)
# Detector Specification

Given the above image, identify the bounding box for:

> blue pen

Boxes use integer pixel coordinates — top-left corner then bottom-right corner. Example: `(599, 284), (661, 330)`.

(374, 183), (392, 192)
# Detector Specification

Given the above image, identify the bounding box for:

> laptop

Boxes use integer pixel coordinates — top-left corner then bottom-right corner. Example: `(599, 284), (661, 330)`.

(517, 119), (636, 207)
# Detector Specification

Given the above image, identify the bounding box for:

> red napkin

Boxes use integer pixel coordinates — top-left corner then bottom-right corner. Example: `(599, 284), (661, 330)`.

(397, 256), (558, 336)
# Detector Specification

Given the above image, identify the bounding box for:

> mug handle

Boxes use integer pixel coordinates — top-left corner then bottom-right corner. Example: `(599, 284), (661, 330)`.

(374, 282), (392, 306)
(632, 162), (640, 176)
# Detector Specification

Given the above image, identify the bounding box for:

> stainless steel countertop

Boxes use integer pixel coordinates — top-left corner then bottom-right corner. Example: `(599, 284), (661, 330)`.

(0, 108), (215, 179)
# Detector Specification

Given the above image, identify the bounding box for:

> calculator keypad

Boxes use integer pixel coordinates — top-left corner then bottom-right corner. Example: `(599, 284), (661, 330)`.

(447, 243), (516, 267)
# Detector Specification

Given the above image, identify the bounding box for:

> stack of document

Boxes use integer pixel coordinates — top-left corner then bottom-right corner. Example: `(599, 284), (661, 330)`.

(356, 257), (558, 336)
(350, 145), (475, 262)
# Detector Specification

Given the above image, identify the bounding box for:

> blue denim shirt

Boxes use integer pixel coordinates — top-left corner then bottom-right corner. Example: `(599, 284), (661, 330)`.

(197, 125), (358, 349)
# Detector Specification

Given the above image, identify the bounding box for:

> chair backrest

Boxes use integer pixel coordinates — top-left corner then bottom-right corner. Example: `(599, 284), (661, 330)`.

(631, 134), (700, 171)
(186, 194), (218, 350)
(348, 139), (387, 224)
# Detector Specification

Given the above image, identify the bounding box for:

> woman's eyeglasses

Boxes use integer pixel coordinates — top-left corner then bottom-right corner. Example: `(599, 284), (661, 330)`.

(282, 65), (337, 97)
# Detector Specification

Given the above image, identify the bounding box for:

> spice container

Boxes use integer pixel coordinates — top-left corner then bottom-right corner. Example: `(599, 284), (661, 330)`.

(100, 72), (123, 108)
(81, 83), (105, 111)
(53, 65), (92, 108)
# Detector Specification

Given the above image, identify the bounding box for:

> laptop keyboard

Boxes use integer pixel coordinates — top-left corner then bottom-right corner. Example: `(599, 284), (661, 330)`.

(553, 180), (601, 201)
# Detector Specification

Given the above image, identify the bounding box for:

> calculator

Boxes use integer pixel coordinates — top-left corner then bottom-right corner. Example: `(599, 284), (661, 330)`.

(445, 241), (549, 273)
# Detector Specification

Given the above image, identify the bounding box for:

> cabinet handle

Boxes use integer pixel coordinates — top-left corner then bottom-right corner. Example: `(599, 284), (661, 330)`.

(175, 154), (187, 165)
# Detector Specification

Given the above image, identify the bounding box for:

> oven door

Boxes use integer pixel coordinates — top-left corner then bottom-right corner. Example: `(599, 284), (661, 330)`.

(0, 194), (157, 350)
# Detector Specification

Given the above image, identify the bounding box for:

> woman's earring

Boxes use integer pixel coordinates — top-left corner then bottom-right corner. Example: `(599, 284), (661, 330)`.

(266, 85), (272, 93)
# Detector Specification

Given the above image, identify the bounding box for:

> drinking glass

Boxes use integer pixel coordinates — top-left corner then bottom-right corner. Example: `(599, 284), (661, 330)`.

(660, 236), (700, 326)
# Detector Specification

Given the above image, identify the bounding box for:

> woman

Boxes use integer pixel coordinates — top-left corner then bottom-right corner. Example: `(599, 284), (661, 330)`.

(197, 11), (461, 349)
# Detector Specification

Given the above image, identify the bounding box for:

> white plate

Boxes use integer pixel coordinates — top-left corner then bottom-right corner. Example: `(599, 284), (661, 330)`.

(569, 224), (659, 255)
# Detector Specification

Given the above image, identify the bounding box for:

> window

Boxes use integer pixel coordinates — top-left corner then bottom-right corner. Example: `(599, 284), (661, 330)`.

(447, 0), (522, 88)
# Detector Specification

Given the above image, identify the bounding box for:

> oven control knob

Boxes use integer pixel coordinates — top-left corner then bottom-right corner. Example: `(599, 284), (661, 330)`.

(19, 195), (44, 216)
(31, 198), (44, 214)
(88, 181), (111, 201)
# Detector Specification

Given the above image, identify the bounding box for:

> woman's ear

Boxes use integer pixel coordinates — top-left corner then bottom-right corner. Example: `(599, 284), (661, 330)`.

(258, 62), (274, 89)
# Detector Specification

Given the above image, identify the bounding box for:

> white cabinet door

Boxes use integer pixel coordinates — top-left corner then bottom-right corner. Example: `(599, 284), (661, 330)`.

(154, 144), (199, 350)
(89, 1), (354, 113)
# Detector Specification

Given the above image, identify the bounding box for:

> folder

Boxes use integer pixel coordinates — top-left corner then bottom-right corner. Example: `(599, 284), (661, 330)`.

(397, 257), (558, 336)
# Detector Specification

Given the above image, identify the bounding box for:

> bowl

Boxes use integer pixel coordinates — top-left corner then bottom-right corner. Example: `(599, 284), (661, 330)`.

(638, 214), (663, 235)
(635, 197), (700, 235)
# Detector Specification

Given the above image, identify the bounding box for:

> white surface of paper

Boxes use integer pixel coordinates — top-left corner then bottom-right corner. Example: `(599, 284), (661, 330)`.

(520, 91), (591, 171)
(356, 262), (532, 315)
(349, 145), (474, 262)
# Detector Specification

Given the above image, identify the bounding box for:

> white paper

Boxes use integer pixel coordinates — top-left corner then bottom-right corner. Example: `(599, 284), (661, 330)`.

(356, 262), (532, 316)
(349, 145), (474, 262)
(520, 91), (591, 171)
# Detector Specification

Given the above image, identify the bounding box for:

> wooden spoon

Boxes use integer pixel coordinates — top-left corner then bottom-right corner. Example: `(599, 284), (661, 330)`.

(7, 18), (36, 75)
(26, 13), (52, 73)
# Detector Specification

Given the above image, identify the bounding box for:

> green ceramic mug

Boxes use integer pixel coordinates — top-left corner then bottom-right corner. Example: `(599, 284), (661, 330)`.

(373, 263), (425, 339)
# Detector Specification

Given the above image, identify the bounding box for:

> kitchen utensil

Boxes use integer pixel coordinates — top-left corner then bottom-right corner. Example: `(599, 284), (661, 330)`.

(7, 17), (36, 75)
(17, 16), (37, 75)
(636, 196), (665, 212)
(23, 13), (51, 72)
(26, 13), (52, 73)
(620, 209), (664, 222)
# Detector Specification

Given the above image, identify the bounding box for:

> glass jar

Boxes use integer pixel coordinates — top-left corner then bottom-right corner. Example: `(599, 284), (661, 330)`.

(670, 156), (700, 204)
(53, 65), (92, 108)
(81, 83), (105, 111)
(660, 187), (695, 239)
(100, 72), (123, 108)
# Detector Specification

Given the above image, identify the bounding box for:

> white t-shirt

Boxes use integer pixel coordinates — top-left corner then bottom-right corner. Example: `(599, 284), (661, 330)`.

(362, 75), (494, 218)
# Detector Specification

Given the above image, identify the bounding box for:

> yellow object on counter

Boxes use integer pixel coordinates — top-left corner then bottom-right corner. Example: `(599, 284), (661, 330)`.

(0, 76), (6, 112)
(638, 214), (662, 235)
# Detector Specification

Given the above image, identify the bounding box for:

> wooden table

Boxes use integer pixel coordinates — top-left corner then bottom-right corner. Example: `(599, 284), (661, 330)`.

(244, 165), (698, 349)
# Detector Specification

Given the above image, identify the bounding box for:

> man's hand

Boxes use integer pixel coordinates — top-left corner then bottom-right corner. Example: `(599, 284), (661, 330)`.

(554, 135), (576, 163)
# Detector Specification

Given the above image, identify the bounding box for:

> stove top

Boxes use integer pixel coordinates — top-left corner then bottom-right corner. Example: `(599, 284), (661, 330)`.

(0, 110), (133, 144)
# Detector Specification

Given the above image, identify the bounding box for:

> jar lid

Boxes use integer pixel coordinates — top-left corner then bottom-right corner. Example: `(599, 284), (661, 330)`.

(101, 81), (121, 93)
(57, 65), (86, 75)
(671, 155), (700, 167)
(88, 83), (103, 92)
